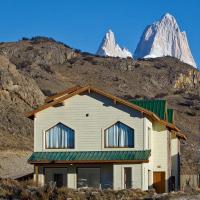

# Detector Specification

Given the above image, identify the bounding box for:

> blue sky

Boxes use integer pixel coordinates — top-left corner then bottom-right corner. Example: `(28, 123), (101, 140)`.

(0, 0), (199, 67)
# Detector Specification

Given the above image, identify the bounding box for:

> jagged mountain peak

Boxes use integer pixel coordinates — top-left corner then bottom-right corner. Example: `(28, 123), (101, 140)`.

(134, 13), (197, 68)
(96, 30), (132, 58)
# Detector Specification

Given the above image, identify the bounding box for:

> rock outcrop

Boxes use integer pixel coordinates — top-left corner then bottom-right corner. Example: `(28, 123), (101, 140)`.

(134, 13), (197, 68)
(0, 55), (45, 149)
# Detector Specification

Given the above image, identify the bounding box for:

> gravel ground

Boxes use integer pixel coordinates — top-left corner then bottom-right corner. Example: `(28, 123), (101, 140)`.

(0, 150), (33, 178)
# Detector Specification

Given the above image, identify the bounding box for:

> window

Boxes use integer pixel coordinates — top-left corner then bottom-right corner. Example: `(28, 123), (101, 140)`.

(124, 167), (132, 189)
(77, 168), (100, 188)
(54, 173), (63, 187)
(45, 123), (74, 149)
(105, 122), (134, 148)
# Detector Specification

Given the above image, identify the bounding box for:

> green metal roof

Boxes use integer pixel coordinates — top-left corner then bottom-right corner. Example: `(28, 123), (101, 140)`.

(28, 150), (151, 163)
(129, 99), (167, 120)
(167, 109), (174, 124)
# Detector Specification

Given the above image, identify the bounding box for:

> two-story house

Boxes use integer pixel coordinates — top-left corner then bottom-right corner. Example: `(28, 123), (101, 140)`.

(26, 86), (186, 193)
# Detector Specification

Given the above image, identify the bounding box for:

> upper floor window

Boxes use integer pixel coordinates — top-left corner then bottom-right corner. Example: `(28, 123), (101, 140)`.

(105, 122), (134, 148)
(45, 123), (74, 149)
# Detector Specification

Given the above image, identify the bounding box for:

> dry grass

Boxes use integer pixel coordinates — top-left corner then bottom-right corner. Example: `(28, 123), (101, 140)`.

(1, 179), (200, 200)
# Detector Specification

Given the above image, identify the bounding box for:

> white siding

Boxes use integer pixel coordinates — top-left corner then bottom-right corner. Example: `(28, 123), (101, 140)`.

(34, 93), (144, 152)
(67, 166), (76, 189)
(171, 137), (180, 190)
(152, 123), (170, 192)
(113, 164), (142, 190)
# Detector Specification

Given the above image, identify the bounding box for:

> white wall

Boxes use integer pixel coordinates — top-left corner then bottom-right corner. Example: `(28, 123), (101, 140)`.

(113, 164), (143, 190)
(152, 122), (170, 192)
(34, 93), (145, 152)
(171, 136), (180, 190)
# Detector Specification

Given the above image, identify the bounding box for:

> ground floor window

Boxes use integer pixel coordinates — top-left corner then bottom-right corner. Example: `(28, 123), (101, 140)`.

(124, 167), (132, 189)
(45, 167), (67, 187)
(77, 168), (100, 188)
(54, 173), (64, 187)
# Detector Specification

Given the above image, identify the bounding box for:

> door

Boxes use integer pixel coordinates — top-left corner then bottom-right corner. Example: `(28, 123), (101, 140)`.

(153, 172), (165, 193)
(124, 167), (132, 189)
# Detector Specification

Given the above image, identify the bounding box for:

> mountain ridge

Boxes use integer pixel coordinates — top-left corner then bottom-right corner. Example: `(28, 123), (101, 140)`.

(0, 37), (199, 174)
(134, 13), (197, 68)
(96, 30), (132, 58)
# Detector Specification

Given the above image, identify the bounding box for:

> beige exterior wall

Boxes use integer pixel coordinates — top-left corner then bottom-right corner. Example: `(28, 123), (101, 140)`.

(113, 164), (143, 190)
(32, 92), (180, 192)
(34, 93), (145, 152)
(171, 136), (180, 190)
(152, 122), (170, 192)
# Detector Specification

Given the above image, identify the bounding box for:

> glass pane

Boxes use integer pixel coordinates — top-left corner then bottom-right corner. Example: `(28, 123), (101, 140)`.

(46, 123), (74, 149)
(54, 173), (63, 187)
(77, 168), (100, 188)
(105, 122), (134, 148)
(124, 167), (132, 189)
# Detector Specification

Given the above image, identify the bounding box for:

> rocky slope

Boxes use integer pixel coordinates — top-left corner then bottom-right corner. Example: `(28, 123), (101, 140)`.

(0, 37), (199, 174)
(0, 55), (44, 150)
(134, 13), (197, 68)
(96, 30), (132, 58)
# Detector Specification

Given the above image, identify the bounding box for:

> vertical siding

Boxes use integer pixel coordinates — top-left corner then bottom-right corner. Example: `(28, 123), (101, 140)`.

(34, 93), (144, 152)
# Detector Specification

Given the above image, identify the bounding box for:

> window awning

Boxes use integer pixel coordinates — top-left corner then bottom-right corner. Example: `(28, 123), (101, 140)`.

(28, 150), (151, 164)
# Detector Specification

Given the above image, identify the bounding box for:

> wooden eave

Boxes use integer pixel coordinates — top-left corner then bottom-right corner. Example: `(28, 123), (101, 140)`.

(25, 85), (186, 139)
(28, 159), (149, 164)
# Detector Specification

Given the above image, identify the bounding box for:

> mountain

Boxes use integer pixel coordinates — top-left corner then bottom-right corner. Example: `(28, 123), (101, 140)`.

(134, 13), (197, 68)
(96, 30), (132, 58)
(0, 37), (199, 176)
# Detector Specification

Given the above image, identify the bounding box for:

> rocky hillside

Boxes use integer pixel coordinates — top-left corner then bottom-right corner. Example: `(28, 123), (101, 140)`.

(0, 37), (199, 173)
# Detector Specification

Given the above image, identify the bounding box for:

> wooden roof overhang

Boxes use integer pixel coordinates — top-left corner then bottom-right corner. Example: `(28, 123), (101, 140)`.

(25, 85), (186, 140)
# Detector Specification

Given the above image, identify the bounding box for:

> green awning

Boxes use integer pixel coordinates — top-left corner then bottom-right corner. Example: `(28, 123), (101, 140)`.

(28, 150), (151, 164)
(129, 99), (167, 120)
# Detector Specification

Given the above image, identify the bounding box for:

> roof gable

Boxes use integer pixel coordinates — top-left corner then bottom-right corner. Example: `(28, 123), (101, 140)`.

(25, 85), (186, 140)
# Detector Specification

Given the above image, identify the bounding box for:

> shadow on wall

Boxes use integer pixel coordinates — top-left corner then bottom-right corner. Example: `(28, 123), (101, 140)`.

(81, 92), (143, 119)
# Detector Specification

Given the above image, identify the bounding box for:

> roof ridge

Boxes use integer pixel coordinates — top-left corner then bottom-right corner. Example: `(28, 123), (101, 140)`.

(25, 85), (186, 140)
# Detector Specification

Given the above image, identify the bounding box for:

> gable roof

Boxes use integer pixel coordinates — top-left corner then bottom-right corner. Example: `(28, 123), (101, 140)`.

(130, 100), (167, 121)
(25, 85), (186, 140)
(45, 86), (82, 103)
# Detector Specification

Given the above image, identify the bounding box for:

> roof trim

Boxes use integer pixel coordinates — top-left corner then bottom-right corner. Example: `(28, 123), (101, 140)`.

(25, 85), (159, 121)
(25, 85), (186, 139)
(28, 160), (149, 164)
(45, 86), (82, 103)
(172, 130), (187, 140)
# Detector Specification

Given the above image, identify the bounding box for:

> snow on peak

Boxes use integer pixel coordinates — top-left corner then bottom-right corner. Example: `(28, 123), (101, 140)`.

(96, 30), (132, 58)
(134, 13), (197, 68)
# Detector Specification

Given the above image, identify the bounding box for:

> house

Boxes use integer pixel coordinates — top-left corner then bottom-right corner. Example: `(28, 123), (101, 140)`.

(26, 86), (186, 193)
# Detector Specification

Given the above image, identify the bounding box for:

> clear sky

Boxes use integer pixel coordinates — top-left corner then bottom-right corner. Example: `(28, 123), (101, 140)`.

(0, 0), (199, 67)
